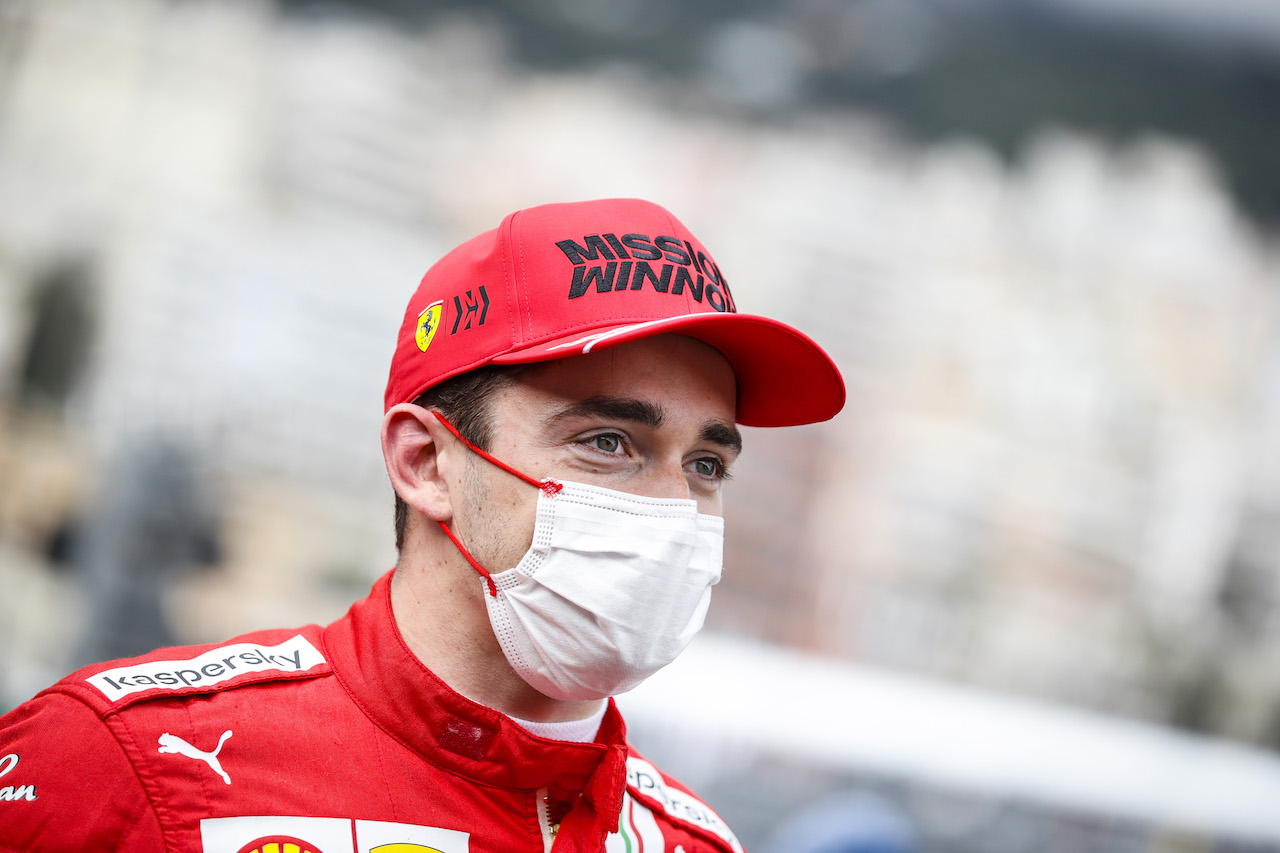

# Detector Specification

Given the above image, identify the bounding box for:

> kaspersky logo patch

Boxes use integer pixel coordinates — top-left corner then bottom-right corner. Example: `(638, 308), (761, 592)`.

(87, 635), (326, 701)
(415, 301), (443, 352)
(201, 817), (467, 853)
(554, 233), (736, 312)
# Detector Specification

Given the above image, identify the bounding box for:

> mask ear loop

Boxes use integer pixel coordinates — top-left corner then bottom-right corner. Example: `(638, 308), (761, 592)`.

(429, 411), (563, 597)
(436, 520), (499, 597)
(432, 412), (563, 496)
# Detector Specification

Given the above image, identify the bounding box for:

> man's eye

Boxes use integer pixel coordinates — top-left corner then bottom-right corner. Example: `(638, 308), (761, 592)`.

(692, 457), (724, 479)
(589, 433), (624, 453)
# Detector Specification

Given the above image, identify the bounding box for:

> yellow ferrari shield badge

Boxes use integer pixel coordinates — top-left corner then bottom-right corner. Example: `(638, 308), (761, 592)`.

(415, 301), (444, 352)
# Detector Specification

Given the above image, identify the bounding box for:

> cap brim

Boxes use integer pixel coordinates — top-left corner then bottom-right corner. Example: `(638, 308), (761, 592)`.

(490, 313), (846, 427)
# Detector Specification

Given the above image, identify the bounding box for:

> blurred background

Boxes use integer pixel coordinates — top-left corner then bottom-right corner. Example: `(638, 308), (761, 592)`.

(2, 0), (1280, 849)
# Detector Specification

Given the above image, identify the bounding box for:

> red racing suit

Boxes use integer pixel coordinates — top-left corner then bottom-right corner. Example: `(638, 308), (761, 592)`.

(0, 571), (744, 853)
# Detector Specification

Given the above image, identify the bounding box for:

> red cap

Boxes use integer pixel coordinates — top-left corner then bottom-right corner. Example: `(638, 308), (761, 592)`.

(385, 199), (845, 427)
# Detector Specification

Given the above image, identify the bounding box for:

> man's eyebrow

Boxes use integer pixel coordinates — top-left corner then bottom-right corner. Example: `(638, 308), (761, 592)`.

(549, 396), (664, 429)
(702, 421), (743, 457)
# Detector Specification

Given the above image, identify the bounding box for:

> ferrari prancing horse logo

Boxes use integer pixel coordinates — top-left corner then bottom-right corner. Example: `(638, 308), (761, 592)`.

(416, 301), (444, 352)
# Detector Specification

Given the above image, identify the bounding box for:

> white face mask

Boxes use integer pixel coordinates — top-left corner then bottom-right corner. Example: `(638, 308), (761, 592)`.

(434, 415), (725, 702)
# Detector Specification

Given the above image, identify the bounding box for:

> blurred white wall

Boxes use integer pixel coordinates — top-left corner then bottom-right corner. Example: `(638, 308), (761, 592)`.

(2, 1), (1280, 845)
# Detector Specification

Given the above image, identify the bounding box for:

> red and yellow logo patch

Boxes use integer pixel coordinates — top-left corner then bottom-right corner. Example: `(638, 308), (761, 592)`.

(416, 301), (444, 352)
(235, 837), (323, 853)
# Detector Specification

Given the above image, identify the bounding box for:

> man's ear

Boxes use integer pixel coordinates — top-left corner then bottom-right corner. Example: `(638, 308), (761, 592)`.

(382, 404), (456, 522)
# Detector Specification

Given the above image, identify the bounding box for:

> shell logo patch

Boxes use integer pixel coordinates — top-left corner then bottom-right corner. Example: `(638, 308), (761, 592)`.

(416, 301), (444, 352)
(201, 816), (468, 853)
(235, 837), (321, 853)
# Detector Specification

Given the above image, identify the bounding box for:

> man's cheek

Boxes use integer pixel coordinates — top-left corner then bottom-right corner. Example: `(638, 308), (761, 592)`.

(466, 483), (539, 570)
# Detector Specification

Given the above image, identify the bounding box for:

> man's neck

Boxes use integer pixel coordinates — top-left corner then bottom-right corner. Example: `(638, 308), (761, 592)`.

(388, 551), (605, 724)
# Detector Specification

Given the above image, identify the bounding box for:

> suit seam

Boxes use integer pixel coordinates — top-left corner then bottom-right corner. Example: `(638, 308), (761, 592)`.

(111, 797), (158, 853)
(371, 727), (400, 822)
(183, 701), (217, 806)
(41, 687), (169, 852)
(102, 705), (180, 851)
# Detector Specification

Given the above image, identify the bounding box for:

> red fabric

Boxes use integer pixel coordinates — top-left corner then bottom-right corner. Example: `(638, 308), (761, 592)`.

(383, 198), (845, 428)
(0, 571), (742, 853)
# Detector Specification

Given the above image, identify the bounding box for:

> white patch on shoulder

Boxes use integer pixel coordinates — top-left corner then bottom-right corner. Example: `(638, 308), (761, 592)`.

(87, 635), (326, 701)
(625, 756), (743, 852)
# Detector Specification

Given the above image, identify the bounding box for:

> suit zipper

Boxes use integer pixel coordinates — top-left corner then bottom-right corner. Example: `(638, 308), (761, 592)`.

(537, 786), (558, 852)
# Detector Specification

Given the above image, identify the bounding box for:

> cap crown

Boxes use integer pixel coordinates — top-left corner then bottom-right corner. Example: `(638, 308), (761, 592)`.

(386, 199), (845, 427)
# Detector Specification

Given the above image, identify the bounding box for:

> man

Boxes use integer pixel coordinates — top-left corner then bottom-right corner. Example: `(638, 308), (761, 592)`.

(0, 199), (844, 852)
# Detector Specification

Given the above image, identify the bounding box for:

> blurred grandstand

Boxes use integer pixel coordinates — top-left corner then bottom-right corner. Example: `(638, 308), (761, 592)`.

(2, 1), (1279, 849)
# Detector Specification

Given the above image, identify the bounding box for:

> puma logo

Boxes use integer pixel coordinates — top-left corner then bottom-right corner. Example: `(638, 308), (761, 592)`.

(157, 731), (232, 785)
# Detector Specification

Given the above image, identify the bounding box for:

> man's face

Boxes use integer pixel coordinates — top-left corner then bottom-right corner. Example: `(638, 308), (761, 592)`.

(448, 334), (741, 573)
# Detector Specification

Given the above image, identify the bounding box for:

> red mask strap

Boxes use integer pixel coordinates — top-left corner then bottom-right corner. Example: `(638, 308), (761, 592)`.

(437, 520), (498, 597)
(429, 410), (564, 597)
(431, 411), (563, 496)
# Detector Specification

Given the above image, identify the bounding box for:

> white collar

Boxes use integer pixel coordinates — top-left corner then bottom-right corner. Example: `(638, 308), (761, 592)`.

(506, 703), (608, 743)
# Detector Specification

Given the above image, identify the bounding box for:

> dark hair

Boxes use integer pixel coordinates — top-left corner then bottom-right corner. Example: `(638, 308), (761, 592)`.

(392, 365), (526, 552)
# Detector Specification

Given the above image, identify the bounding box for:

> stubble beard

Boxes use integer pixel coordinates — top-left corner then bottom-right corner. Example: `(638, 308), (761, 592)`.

(454, 452), (535, 578)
